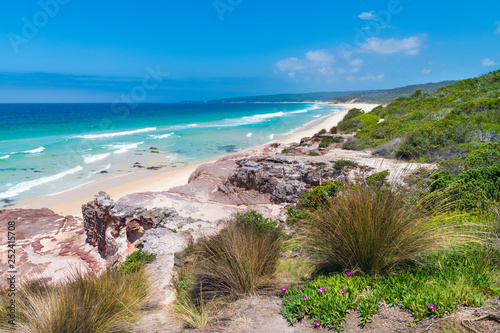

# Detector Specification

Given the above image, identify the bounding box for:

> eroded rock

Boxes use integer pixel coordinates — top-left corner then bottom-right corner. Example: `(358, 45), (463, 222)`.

(0, 208), (105, 283)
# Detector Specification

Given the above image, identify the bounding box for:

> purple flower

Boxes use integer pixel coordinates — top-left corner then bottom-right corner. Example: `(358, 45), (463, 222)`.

(289, 297), (292, 300)
(315, 321), (321, 327)
(281, 286), (287, 291)
(428, 304), (435, 310)
(326, 288), (328, 291)
(303, 296), (307, 300)
(318, 288), (325, 293)
(346, 271), (351, 276)
(299, 312), (303, 317)
(340, 289), (346, 294)
(298, 288), (303, 292)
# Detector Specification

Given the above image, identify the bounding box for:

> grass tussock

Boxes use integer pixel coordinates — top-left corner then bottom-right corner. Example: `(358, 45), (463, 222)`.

(170, 211), (283, 329)
(1, 268), (150, 333)
(193, 216), (283, 297)
(297, 178), (469, 275)
(171, 266), (213, 329)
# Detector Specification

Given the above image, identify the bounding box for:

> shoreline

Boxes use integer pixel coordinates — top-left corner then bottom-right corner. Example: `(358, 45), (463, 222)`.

(16, 103), (378, 218)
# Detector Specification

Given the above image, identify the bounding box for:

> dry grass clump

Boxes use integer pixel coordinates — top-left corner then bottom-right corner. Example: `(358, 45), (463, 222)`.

(1, 268), (150, 333)
(171, 211), (283, 329)
(192, 218), (283, 297)
(297, 179), (467, 275)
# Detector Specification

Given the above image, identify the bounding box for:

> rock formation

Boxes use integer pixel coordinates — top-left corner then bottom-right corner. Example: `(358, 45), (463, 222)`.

(81, 192), (218, 268)
(0, 208), (105, 283)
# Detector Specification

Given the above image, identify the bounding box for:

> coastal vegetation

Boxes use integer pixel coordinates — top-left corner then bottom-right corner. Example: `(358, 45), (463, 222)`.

(176, 71), (500, 330)
(172, 211), (284, 327)
(0, 268), (150, 333)
(274, 71), (500, 330)
(340, 70), (500, 165)
(279, 173), (499, 330)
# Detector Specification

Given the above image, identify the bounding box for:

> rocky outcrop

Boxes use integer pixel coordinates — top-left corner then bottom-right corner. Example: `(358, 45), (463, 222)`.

(0, 208), (105, 283)
(81, 192), (217, 268)
(226, 155), (343, 203)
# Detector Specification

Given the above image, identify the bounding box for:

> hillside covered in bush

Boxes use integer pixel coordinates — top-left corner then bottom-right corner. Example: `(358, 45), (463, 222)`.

(341, 70), (500, 165)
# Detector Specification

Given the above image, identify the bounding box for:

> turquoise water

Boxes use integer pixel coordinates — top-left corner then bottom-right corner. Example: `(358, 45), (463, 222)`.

(0, 103), (342, 205)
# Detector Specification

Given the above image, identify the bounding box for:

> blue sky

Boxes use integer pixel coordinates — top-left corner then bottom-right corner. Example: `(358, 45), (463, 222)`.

(0, 0), (499, 102)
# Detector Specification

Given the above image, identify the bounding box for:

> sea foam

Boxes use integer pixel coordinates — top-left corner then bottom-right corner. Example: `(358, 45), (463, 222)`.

(105, 142), (144, 154)
(0, 166), (84, 200)
(75, 127), (156, 139)
(0, 155), (10, 159)
(150, 132), (175, 139)
(83, 153), (110, 164)
(23, 147), (45, 154)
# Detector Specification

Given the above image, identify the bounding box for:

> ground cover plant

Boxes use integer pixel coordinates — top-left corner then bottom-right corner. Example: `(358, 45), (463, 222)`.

(280, 247), (500, 331)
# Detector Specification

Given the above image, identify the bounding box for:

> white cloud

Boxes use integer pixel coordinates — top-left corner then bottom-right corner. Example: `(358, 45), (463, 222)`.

(496, 22), (500, 34)
(422, 69), (432, 74)
(358, 11), (376, 20)
(275, 50), (335, 78)
(306, 50), (334, 64)
(349, 59), (363, 67)
(275, 57), (304, 71)
(360, 73), (385, 81)
(348, 58), (363, 73)
(360, 36), (423, 55)
(481, 58), (498, 67)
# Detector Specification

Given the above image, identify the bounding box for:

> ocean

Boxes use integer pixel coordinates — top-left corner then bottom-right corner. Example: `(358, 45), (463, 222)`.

(0, 103), (342, 206)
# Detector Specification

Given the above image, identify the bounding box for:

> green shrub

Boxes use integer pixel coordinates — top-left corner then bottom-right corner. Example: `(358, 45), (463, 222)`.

(119, 249), (156, 274)
(280, 249), (499, 330)
(318, 137), (333, 148)
(192, 213), (283, 297)
(296, 181), (466, 275)
(333, 159), (358, 170)
(338, 109), (379, 133)
(366, 170), (390, 185)
(1, 269), (150, 333)
(330, 126), (338, 134)
(438, 142), (500, 175)
(286, 206), (313, 226)
(270, 143), (280, 148)
(342, 137), (360, 150)
(286, 182), (343, 227)
(429, 163), (500, 212)
(297, 181), (343, 210)
(281, 149), (290, 154)
(309, 151), (320, 156)
(331, 136), (343, 143)
(234, 210), (278, 235)
(342, 108), (364, 122)
(317, 129), (327, 135)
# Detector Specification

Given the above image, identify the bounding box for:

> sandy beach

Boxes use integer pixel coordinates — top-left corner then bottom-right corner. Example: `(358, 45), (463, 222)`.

(19, 103), (378, 217)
